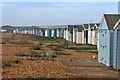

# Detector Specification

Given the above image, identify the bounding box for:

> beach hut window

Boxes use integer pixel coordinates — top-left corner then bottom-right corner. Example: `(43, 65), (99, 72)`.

(104, 45), (106, 48)
(103, 46), (104, 48)
(102, 34), (104, 36)
(105, 31), (107, 34)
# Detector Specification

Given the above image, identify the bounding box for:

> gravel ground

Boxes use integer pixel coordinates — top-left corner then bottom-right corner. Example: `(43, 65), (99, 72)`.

(1, 33), (120, 79)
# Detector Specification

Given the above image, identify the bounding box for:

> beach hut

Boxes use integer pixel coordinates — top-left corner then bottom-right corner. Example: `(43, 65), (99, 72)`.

(65, 28), (69, 41)
(60, 28), (64, 38)
(76, 25), (84, 44)
(30, 28), (33, 35)
(88, 23), (95, 45)
(39, 30), (42, 36)
(28, 28), (30, 34)
(17, 27), (21, 34)
(23, 27), (28, 35)
(33, 27), (38, 36)
(32, 28), (35, 35)
(42, 29), (45, 37)
(45, 29), (48, 37)
(57, 28), (60, 37)
(83, 24), (89, 44)
(21, 28), (24, 34)
(22, 27), (28, 35)
(51, 29), (57, 38)
(73, 26), (78, 43)
(53, 29), (57, 38)
(91, 23), (100, 46)
(113, 19), (120, 70)
(82, 25), (85, 44)
(13, 29), (16, 33)
(31, 27), (34, 35)
(68, 25), (73, 42)
(63, 28), (67, 39)
(81, 29), (85, 44)
(31, 26), (34, 35)
(91, 27), (96, 45)
(95, 23), (100, 50)
(16, 28), (19, 34)
(48, 29), (52, 37)
(37, 29), (40, 36)
(51, 29), (54, 37)
(35, 28), (38, 36)
(98, 14), (120, 67)
(39, 28), (44, 37)
(13, 27), (19, 34)
(25, 29), (28, 35)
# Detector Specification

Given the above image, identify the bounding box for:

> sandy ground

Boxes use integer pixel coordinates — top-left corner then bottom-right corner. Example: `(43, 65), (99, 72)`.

(1, 33), (120, 79)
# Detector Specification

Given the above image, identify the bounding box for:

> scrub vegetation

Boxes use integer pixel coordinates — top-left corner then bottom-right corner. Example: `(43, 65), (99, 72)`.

(2, 33), (116, 79)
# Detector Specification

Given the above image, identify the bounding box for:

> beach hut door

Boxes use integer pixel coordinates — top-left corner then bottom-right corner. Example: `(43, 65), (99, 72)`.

(117, 29), (120, 69)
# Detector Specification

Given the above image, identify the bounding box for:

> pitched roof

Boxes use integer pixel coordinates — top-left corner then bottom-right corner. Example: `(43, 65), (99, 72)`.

(104, 14), (120, 30)
(113, 19), (120, 30)
(93, 23), (100, 30)
(83, 24), (89, 29)
(89, 23), (95, 29)
(77, 25), (84, 32)
(96, 23), (100, 27)
(68, 25), (74, 31)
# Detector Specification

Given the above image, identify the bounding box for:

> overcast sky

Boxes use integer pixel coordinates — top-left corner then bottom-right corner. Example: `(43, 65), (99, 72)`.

(2, 2), (118, 26)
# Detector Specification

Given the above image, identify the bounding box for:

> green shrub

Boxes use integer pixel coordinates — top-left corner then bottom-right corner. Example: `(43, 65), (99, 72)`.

(53, 51), (70, 56)
(33, 46), (41, 50)
(0, 42), (6, 44)
(56, 40), (68, 49)
(44, 44), (51, 48)
(15, 52), (31, 56)
(8, 42), (32, 45)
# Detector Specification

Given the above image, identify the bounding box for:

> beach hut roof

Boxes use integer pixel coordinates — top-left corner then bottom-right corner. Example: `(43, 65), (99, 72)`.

(93, 23), (100, 30)
(83, 24), (89, 29)
(89, 23), (95, 29)
(77, 25), (84, 32)
(104, 14), (120, 30)
(96, 23), (100, 27)
(113, 19), (120, 30)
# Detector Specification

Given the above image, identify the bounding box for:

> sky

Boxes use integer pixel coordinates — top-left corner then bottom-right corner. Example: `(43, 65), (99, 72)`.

(2, 2), (118, 26)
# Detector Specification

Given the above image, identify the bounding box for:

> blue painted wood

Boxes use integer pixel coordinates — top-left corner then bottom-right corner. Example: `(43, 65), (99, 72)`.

(113, 23), (120, 70)
(47, 29), (51, 37)
(40, 31), (43, 36)
(116, 29), (120, 70)
(60, 29), (63, 37)
(110, 32), (114, 66)
(98, 18), (113, 67)
(53, 29), (57, 37)
(75, 32), (76, 42)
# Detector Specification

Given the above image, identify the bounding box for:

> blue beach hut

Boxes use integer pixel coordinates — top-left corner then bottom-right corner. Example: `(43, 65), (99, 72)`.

(113, 19), (120, 70)
(60, 28), (63, 38)
(98, 14), (120, 66)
